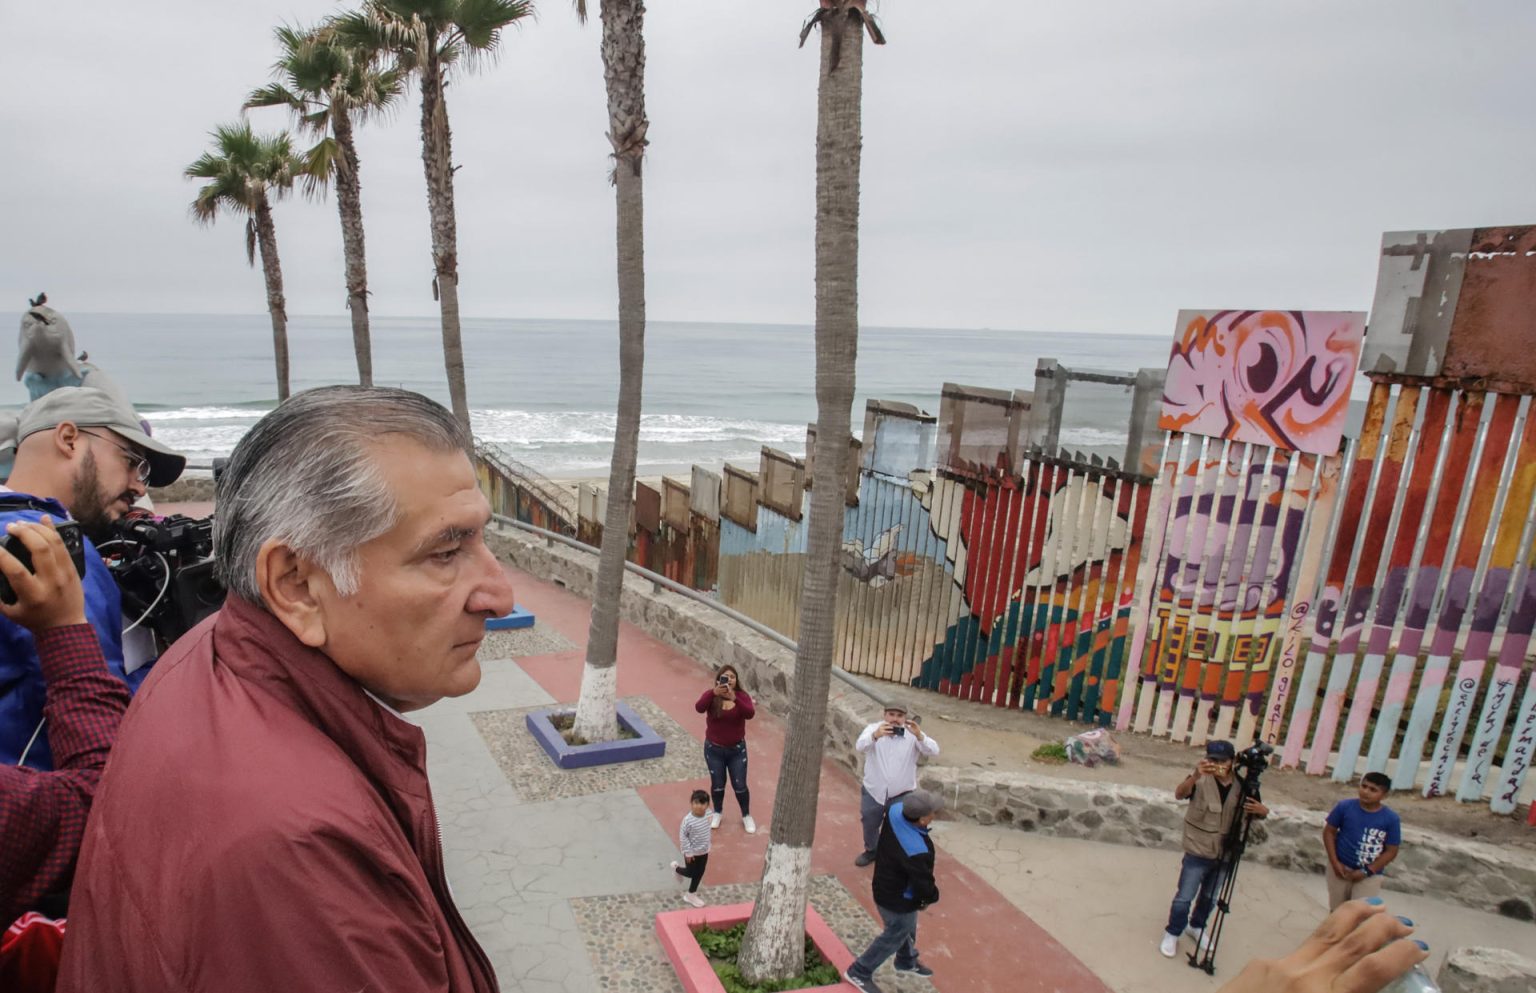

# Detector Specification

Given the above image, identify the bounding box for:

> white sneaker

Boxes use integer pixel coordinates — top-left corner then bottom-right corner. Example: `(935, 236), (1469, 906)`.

(709, 812), (722, 830)
(1184, 926), (1203, 944)
(683, 892), (706, 908)
(743, 815), (757, 834)
(670, 861), (686, 883)
(1159, 932), (1179, 958)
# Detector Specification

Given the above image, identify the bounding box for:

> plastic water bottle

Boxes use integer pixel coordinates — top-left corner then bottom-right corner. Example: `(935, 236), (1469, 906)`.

(1380, 963), (1439, 993)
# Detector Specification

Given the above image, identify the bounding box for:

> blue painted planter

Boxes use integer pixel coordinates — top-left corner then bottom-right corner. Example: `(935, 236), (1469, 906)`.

(525, 700), (667, 769)
(486, 606), (536, 630)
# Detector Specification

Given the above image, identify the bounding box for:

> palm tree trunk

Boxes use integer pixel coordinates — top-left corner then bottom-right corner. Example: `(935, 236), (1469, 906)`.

(253, 197), (291, 403)
(737, 6), (862, 984)
(333, 110), (373, 387)
(420, 42), (470, 432)
(574, 0), (649, 744)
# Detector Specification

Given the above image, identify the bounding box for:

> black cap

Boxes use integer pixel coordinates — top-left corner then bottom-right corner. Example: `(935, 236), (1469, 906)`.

(1205, 739), (1235, 761)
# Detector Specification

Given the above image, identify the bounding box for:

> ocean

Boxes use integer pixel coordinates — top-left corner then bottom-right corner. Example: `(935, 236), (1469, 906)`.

(14, 313), (1186, 478)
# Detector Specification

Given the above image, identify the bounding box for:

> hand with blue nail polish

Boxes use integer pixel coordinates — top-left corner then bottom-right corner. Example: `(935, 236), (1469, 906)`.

(1216, 899), (1429, 993)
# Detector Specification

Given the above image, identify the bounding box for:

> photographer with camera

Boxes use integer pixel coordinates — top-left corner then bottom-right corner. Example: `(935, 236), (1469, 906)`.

(854, 702), (939, 867)
(0, 518), (129, 928)
(695, 664), (756, 833)
(0, 388), (184, 770)
(1159, 739), (1270, 959)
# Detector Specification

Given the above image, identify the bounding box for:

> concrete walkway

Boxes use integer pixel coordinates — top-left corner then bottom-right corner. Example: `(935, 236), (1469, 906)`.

(413, 563), (1533, 993)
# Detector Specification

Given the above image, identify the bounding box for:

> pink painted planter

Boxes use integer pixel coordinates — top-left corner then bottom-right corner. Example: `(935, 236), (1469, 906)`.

(654, 901), (856, 993)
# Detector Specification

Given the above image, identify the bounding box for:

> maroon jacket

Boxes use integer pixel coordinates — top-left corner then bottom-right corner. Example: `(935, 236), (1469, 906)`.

(57, 595), (498, 993)
(694, 688), (755, 747)
(0, 624), (127, 924)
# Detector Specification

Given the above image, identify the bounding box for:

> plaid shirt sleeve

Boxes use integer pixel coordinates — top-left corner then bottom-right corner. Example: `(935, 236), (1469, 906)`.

(0, 623), (129, 924)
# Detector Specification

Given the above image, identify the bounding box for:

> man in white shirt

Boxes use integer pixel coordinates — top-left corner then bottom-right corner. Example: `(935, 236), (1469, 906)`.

(854, 702), (939, 867)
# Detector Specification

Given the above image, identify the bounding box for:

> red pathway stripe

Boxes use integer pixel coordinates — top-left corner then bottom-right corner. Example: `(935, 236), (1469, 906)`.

(502, 565), (1110, 993)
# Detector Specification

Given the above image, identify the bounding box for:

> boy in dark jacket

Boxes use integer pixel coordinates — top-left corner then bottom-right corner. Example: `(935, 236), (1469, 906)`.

(844, 790), (941, 993)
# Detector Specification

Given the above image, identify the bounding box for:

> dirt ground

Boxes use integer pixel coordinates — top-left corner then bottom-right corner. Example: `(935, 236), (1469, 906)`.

(895, 686), (1536, 849)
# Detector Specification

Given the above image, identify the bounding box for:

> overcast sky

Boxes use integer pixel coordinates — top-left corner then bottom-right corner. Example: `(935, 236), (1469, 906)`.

(2, 1), (1534, 335)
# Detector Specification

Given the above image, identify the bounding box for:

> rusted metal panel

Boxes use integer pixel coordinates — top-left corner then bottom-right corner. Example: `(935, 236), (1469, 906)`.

(937, 382), (1025, 479)
(1441, 226), (1536, 387)
(634, 481), (662, 533)
(690, 466), (721, 520)
(804, 426), (862, 505)
(758, 446), (805, 520)
(721, 463), (758, 531)
(662, 476), (690, 531)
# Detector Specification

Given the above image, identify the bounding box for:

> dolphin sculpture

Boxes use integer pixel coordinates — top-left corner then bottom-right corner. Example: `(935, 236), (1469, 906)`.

(17, 296), (84, 396)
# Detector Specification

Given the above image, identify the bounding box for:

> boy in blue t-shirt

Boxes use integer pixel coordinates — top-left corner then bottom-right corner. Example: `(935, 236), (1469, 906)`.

(1322, 771), (1402, 908)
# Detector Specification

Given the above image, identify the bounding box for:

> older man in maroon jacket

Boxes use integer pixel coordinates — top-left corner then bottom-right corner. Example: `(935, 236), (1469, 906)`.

(58, 387), (516, 993)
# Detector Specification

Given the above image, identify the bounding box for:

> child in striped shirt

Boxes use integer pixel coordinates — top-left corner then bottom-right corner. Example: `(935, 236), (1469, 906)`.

(672, 789), (712, 907)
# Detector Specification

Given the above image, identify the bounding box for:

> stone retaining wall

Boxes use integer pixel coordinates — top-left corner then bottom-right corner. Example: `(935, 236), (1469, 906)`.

(487, 526), (1536, 921)
(1441, 947), (1536, 993)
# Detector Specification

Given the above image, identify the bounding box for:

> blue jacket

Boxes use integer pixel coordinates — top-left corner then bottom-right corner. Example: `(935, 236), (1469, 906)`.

(872, 799), (940, 913)
(0, 493), (141, 769)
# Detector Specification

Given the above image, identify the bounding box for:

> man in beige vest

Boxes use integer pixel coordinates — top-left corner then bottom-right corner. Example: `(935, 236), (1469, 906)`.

(1158, 739), (1268, 959)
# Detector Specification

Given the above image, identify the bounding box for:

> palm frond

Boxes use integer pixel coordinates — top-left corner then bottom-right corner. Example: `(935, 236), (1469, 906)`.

(185, 121), (302, 228)
(300, 136), (342, 197)
(245, 82), (308, 115)
(452, 0), (533, 65)
(570, 0), (587, 25)
(245, 217), (259, 267)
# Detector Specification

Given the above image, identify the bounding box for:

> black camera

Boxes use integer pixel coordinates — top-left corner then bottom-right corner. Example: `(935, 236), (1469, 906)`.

(1235, 741), (1273, 774)
(0, 520), (87, 605)
(891, 724), (906, 737)
(716, 674), (730, 686)
(101, 512), (225, 647)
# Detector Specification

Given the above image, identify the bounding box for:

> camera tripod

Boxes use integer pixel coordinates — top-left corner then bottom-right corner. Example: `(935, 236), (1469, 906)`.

(1188, 744), (1270, 975)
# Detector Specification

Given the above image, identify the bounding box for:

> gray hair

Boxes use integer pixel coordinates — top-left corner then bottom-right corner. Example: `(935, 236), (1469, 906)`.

(214, 386), (469, 602)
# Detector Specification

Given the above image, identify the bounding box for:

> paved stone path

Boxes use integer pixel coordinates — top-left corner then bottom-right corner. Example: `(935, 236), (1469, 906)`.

(408, 565), (1106, 993)
(408, 564), (1532, 993)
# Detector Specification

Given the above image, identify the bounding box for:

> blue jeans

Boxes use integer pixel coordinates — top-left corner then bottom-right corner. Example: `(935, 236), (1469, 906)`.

(1165, 853), (1226, 936)
(860, 788), (908, 854)
(704, 740), (750, 815)
(850, 906), (920, 978)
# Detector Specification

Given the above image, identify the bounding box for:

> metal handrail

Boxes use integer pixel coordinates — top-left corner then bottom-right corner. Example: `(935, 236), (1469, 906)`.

(490, 512), (886, 701)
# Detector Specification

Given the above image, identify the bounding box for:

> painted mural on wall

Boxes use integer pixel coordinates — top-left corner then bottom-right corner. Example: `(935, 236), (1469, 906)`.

(1159, 309), (1366, 456)
(908, 459), (1148, 724)
(1132, 447), (1323, 744)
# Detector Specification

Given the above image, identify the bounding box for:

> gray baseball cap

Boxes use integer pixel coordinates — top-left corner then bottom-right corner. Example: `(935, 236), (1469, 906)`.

(17, 387), (186, 487)
(899, 790), (943, 822)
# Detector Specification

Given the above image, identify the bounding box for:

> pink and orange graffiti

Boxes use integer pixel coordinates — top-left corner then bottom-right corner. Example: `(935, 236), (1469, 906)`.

(1159, 310), (1365, 456)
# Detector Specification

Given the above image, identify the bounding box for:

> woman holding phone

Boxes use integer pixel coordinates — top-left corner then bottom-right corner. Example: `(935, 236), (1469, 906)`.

(695, 664), (756, 832)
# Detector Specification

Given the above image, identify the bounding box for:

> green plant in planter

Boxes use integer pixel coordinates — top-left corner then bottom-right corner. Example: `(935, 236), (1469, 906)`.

(1032, 741), (1069, 764)
(691, 922), (840, 992)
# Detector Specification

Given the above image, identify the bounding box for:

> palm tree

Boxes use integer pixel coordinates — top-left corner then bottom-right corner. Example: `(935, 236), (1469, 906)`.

(246, 24), (403, 388)
(568, 0), (649, 743)
(186, 123), (302, 402)
(333, 0), (533, 432)
(736, 2), (882, 984)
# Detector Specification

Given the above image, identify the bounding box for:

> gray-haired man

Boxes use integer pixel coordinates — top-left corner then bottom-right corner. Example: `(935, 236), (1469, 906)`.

(60, 387), (515, 993)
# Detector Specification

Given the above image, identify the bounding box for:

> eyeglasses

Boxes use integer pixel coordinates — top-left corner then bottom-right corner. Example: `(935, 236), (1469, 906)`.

(79, 430), (151, 483)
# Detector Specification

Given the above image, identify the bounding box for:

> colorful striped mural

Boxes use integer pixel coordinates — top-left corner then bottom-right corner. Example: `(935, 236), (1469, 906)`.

(473, 224), (1536, 815)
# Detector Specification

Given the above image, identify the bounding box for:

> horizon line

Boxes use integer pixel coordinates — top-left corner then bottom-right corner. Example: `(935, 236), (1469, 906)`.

(55, 310), (1174, 338)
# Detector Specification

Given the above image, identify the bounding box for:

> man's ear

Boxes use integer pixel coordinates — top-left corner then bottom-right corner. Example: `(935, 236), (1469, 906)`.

(52, 421), (81, 459)
(256, 538), (329, 648)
